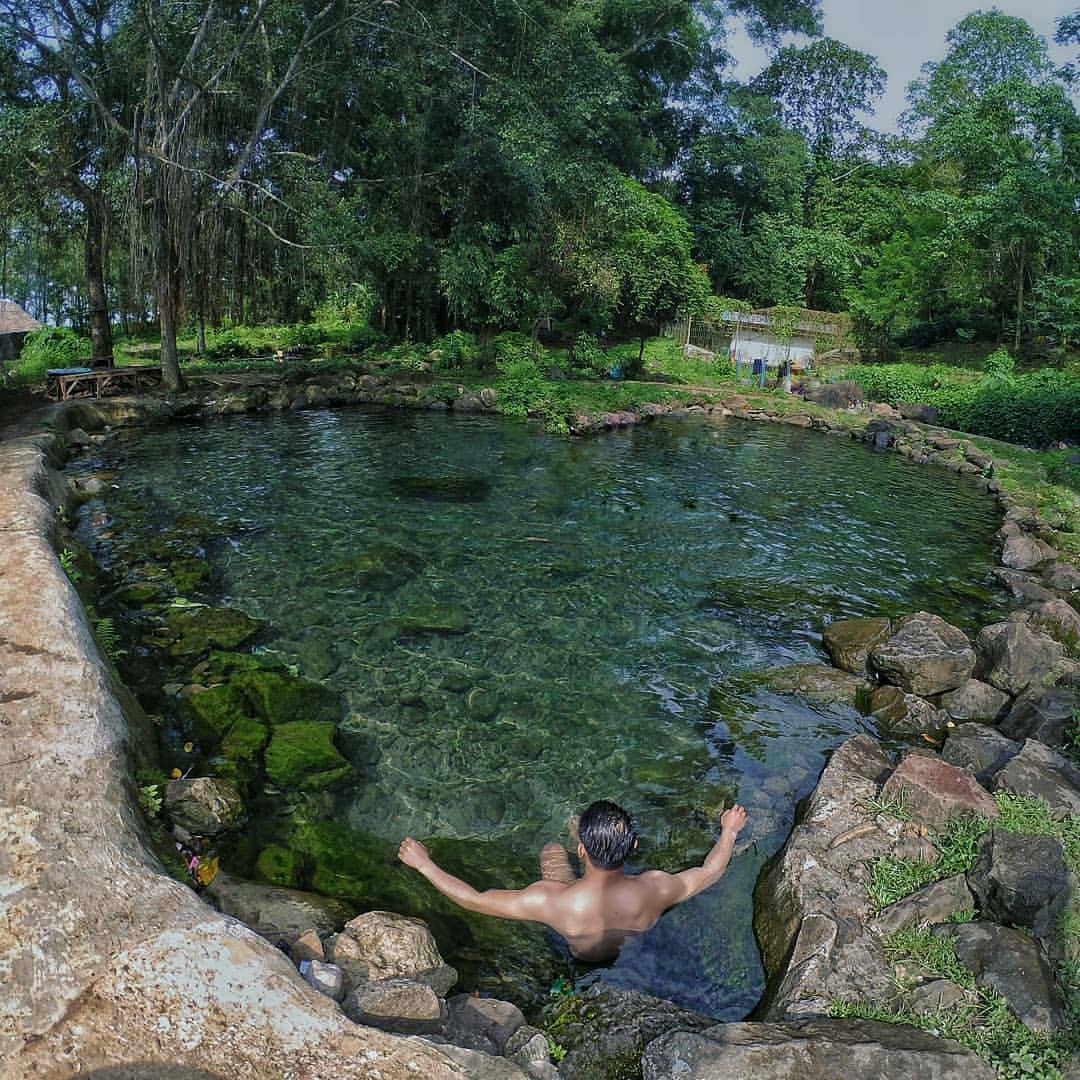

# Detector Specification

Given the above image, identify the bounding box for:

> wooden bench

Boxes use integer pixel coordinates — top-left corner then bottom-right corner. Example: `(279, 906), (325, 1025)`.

(47, 365), (164, 401)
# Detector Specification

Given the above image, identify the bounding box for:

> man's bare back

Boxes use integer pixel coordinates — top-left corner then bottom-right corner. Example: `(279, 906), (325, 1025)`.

(398, 800), (748, 962)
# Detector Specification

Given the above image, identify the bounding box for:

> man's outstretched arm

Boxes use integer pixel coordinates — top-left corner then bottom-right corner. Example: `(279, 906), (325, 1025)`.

(398, 837), (553, 921)
(646, 803), (748, 908)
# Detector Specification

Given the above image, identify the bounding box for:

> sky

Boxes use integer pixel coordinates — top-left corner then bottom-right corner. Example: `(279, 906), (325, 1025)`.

(727, 0), (1079, 133)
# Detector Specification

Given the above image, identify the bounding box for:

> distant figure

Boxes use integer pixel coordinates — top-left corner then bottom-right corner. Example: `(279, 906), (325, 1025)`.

(398, 799), (747, 962)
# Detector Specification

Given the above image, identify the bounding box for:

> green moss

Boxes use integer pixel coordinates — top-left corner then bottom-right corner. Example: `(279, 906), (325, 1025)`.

(171, 558), (210, 593)
(118, 580), (171, 606)
(216, 714), (269, 781)
(254, 844), (304, 887)
(178, 683), (252, 745)
(232, 668), (341, 725)
(325, 543), (420, 587)
(263, 721), (351, 789)
(165, 604), (263, 657)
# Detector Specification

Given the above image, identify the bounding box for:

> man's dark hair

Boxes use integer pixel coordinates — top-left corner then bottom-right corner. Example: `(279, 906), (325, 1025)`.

(579, 800), (636, 869)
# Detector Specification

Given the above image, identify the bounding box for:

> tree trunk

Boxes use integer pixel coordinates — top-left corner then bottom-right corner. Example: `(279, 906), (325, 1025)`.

(85, 194), (114, 368)
(1014, 242), (1024, 355)
(158, 275), (183, 390)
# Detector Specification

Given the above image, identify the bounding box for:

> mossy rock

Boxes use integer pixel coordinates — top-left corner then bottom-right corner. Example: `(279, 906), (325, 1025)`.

(389, 475), (490, 502)
(264, 721), (351, 789)
(216, 714), (269, 781)
(178, 683), (253, 745)
(254, 844), (304, 888)
(233, 668), (341, 725)
(398, 603), (470, 635)
(204, 650), (279, 677)
(326, 543), (421, 587)
(165, 605), (264, 658)
(171, 557), (210, 593)
(117, 580), (171, 607)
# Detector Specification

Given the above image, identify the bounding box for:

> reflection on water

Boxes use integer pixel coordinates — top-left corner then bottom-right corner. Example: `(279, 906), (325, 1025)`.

(77, 408), (1006, 1017)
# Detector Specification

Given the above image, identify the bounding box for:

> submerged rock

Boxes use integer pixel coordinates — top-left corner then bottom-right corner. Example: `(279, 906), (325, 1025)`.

(164, 603), (264, 657)
(163, 776), (244, 836)
(760, 663), (873, 706)
(264, 720), (351, 790)
(822, 617), (891, 675)
(390, 474), (490, 501)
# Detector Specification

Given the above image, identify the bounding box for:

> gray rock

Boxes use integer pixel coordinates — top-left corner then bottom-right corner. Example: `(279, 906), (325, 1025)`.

(330, 910), (451, 989)
(65, 426), (93, 447)
(935, 922), (1066, 1032)
(822, 617), (892, 674)
(205, 872), (354, 943)
(868, 685), (949, 737)
(872, 875), (975, 936)
(504, 1026), (558, 1079)
(897, 402), (940, 424)
(302, 959), (346, 1002)
(870, 612), (976, 696)
(975, 621), (1065, 695)
(805, 380), (863, 408)
(994, 739), (1080, 818)
(163, 776), (244, 836)
(906, 978), (970, 1013)
(1001, 532), (1057, 571)
(991, 567), (1057, 605)
(941, 726), (1020, 786)
(1042, 560), (1080, 593)
(1026, 598), (1080, 654)
(880, 753), (999, 830)
(434, 1045), (531, 1078)
(343, 977), (448, 1035)
(967, 828), (1072, 939)
(760, 662), (874, 706)
(542, 983), (715, 1080)
(999, 686), (1079, 748)
(445, 994), (526, 1056)
(641, 1019), (996, 1079)
(938, 679), (1010, 723)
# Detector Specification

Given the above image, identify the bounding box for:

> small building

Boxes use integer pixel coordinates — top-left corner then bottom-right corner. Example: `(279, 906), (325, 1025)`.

(721, 307), (849, 374)
(0, 299), (43, 363)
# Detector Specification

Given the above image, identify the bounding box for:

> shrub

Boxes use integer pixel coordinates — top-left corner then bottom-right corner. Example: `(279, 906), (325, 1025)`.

(431, 330), (481, 372)
(491, 331), (537, 372)
(569, 332), (609, 378)
(15, 326), (91, 380)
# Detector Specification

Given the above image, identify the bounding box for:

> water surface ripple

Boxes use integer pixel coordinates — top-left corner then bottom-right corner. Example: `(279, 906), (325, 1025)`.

(79, 408), (1006, 1017)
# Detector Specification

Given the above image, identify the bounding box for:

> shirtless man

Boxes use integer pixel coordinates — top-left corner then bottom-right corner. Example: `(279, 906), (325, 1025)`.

(397, 799), (748, 961)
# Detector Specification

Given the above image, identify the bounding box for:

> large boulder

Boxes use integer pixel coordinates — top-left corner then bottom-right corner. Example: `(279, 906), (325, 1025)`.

(938, 679), (1011, 724)
(871, 875), (975, 936)
(761, 663), (873, 707)
(974, 621), (1065, 696)
(753, 736), (899, 1018)
(993, 739), (1080, 818)
(967, 828), (1072, 939)
(342, 978), (448, 1035)
(1000, 532), (1058, 571)
(445, 994), (526, 1056)
(1026, 599), (1080, 653)
(163, 776), (244, 836)
(941, 726), (1020, 787)
(329, 910), (457, 995)
(642, 1019), (996, 1079)
(869, 613), (975, 696)
(880, 753), (1000, 830)
(263, 720), (352, 790)
(822, 617), (891, 675)
(934, 922), (1066, 1032)
(867, 685), (948, 738)
(205, 871), (355, 943)
(541, 983), (715, 1080)
(999, 686), (1080, 748)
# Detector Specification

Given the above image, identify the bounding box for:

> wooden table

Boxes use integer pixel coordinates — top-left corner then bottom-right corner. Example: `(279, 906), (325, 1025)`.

(47, 365), (164, 400)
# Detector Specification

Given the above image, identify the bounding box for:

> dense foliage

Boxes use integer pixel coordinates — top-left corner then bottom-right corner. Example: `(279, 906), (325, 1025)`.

(847, 349), (1080, 448)
(1, 2), (1078, 386)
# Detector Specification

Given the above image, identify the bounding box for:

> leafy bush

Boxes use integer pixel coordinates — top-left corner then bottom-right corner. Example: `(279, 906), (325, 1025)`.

(569, 332), (609, 378)
(311, 283), (377, 329)
(431, 330), (481, 372)
(15, 326), (92, 380)
(846, 354), (1080, 448)
(491, 331), (537, 372)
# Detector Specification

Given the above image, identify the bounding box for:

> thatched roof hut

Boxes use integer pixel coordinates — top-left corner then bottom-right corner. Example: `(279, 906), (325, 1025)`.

(0, 300), (43, 362)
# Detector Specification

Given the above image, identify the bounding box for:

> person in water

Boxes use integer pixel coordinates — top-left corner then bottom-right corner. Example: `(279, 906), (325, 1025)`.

(397, 799), (748, 962)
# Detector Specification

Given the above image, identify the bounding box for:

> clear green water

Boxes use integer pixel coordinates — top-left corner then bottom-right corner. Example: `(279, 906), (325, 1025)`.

(78, 407), (1007, 1018)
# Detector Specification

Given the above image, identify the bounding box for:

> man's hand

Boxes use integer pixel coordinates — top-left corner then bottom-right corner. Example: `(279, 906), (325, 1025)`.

(398, 837), (433, 872)
(720, 803), (747, 835)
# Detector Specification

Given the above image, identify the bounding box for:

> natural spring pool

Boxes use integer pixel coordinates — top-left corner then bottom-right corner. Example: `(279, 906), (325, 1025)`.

(76, 407), (1008, 1018)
